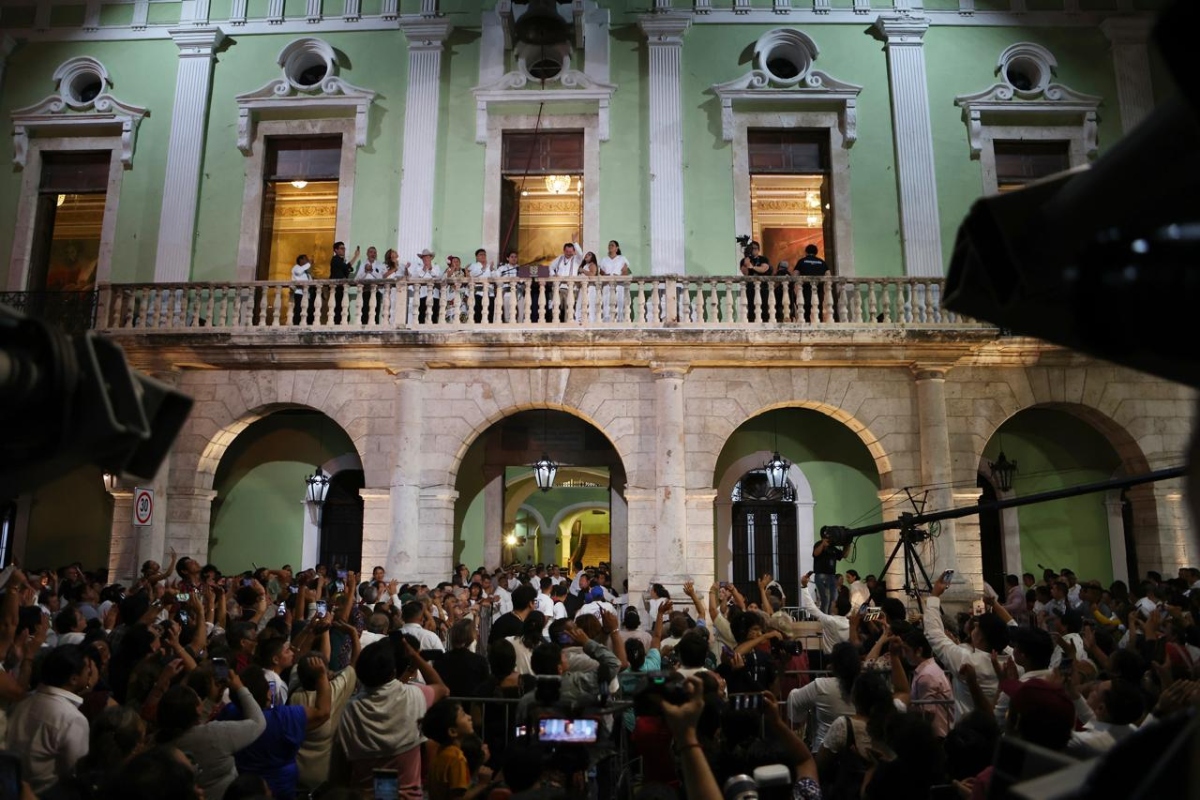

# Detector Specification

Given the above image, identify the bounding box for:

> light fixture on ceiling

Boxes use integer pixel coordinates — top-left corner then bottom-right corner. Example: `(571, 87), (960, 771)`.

(806, 191), (821, 209)
(806, 214), (821, 227)
(505, 533), (519, 547)
(763, 417), (791, 492)
(544, 174), (572, 194)
(989, 449), (1018, 493)
(56, 194), (67, 207)
(305, 467), (330, 505)
(532, 409), (559, 492)
(290, 180), (309, 189)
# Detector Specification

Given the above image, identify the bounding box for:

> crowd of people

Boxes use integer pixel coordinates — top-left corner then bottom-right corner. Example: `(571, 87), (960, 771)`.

(0, 549), (1194, 800)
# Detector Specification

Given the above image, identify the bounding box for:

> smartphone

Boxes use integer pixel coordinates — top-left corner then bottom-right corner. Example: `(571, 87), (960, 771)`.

(538, 717), (599, 744)
(178, 610), (189, 626)
(289, 585), (299, 595)
(513, 724), (528, 738)
(1060, 655), (1075, 675)
(940, 569), (955, 584)
(315, 600), (328, 617)
(277, 602), (287, 617)
(373, 769), (398, 799)
(863, 607), (883, 622)
(0, 752), (21, 800)
(337, 570), (348, 580)
(972, 599), (987, 617)
(212, 657), (230, 682)
(242, 578), (254, 588)
(176, 592), (190, 603)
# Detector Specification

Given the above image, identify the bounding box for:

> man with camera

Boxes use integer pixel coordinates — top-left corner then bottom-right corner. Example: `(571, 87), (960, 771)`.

(811, 529), (844, 615)
(737, 237), (774, 323)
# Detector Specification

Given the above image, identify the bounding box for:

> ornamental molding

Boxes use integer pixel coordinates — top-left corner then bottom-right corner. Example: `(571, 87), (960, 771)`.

(233, 37), (376, 154)
(11, 56), (149, 169)
(471, 55), (617, 144)
(954, 43), (1101, 158)
(710, 30), (862, 145)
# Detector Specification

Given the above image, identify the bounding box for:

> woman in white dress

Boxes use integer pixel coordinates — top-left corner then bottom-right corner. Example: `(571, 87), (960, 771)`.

(597, 240), (631, 323)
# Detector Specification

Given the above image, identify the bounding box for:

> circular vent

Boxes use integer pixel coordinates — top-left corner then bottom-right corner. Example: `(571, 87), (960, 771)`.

(297, 63), (328, 87)
(996, 43), (1056, 96)
(529, 58), (563, 82)
(766, 57), (801, 82)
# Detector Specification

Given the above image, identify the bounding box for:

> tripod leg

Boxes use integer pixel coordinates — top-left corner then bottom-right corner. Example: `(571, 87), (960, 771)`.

(903, 540), (924, 617)
(880, 536), (907, 601)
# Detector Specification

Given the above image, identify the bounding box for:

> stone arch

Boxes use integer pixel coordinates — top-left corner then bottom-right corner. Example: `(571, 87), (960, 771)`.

(189, 401), (367, 494)
(705, 401), (896, 492)
(444, 402), (635, 491)
(976, 401), (1160, 585)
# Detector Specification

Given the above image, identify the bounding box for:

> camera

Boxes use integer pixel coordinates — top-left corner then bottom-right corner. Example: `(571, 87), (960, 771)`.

(723, 765), (793, 800)
(820, 525), (855, 548)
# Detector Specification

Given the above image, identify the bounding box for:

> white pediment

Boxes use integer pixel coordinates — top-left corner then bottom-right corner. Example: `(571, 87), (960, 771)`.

(954, 83), (1102, 158)
(234, 37), (376, 154)
(710, 68), (863, 145)
(12, 83), (149, 169)
(471, 61), (617, 144)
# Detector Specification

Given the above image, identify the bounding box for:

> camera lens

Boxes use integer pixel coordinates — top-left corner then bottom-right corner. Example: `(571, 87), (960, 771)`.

(723, 775), (758, 800)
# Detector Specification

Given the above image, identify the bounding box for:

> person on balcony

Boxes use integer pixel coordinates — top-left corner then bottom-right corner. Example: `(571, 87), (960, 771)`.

(329, 242), (359, 325)
(792, 243), (829, 323)
(598, 240), (631, 323)
(407, 249), (442, 325)
(466, 249), (498, 324)
(355, 246), (388, 325)
(738, 240), (772, 323)
(291, 254), (315, 326)
(547, 241), (582, 323)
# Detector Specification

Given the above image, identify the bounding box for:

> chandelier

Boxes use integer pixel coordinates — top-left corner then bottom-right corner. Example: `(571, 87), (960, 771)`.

(544, 174), (573, 194)
(290, 180), (309, 189)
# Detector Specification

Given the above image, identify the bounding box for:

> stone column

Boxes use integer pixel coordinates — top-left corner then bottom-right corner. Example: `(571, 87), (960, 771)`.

(1132, 480), (1191, 578)
(396, 18), (453, 259)
(1104, 490), (1130, 585)
(652, 364), (689, 588)
(154, 27), (224, 283)
(360, 488), (391, 576)
(1100, 18), (1156, 135)
(951, 487), (984, 589)
(998, 488), (1023, 577)
(482, 466), (505, 570)
(388, 370), (425, 582)
(912, 368), (957, 577)
(301, 499), (321, 571)
(165, 487), (217, 563)
(639, 14), (691, 277)
(610, 489), (629, 590)
(419, 486), (458, 584)
(685, 490), (718, 589)
(106, 485), (137, 584)
(873, 16), (943, 278)
(625, 487), (657, 606)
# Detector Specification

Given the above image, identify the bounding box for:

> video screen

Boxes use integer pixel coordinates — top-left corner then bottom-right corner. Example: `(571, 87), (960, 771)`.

(538, 717), (599, 743)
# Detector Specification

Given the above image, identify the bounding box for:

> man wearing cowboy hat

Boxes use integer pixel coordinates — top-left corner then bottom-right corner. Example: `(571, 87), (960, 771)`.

(407, 248), (441, 324)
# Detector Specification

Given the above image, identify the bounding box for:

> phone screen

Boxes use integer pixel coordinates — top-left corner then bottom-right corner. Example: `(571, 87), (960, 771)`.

(731, 693), (763, 711)
(538, 718), (598, 744)
(373, 769), (398, 800)
(940, 569), (955, 584)
(177, 611), (189, 626)
(277, 602), (287, 617)
(315, 600), (328, 617)
(242, 578), (254, 587)
(212, 658), (230, 682)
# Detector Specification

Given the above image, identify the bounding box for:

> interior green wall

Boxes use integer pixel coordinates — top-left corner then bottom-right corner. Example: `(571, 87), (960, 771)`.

(191, 30), (408, 281)
(983, 408), (1122, 585)
(715, 408), (885, 576)
(23, 464), (112, 572)
(432, 29), (484, 257)
(678, 24), (903, 277)
(925, 26), (1126, 269)
(0, 40), (178, 287)
(209, 411), (356, 572)
(453, 434), (488, 567)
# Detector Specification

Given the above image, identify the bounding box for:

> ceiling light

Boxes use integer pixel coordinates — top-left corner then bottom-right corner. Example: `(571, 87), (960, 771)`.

(544, 174), (572, 194)
(290, 180), (308, 189)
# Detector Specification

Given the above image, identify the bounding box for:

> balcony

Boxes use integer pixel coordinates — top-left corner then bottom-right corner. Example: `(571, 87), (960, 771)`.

(90, 275), (986, 334)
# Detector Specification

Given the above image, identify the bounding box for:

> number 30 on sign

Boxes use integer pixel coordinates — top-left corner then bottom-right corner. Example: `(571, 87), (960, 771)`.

(133, 488), (154, 527)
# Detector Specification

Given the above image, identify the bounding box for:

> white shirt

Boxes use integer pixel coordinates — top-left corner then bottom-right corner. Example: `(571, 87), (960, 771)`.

(408, 261), (442, 299)
(923, 595), (1002, 719)
(786, 676), (855, 750)
(494, 586), (513, 616)
(799, 585), (850, 654)
(355, 260), (387, 280)
(549, 247), (582, 277)
(551, 601), (568, 622)
(598, 255), (629, 275)
(5, 686), (90, 794)
(291, 262), (313, 294)
(847, 580), (870, 610)
(401, 622), (444, 652)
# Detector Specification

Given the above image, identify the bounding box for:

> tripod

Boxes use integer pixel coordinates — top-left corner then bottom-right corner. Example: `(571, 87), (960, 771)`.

(879, 524), (936, 616)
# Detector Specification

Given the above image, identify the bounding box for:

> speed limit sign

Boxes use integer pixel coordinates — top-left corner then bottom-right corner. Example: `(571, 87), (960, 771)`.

(133, 488), (154, 527)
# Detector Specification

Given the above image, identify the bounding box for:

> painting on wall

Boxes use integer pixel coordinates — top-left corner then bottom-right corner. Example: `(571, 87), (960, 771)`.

(761, 227), (825, 272)
(45, 238), (100, 291)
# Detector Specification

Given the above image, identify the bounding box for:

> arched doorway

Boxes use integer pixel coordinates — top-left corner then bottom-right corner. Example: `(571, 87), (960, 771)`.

(454, 410), (627, 582)
(979, 406), (1144, 586)
(210, 409), (360, 573)
(319, 469), (364, 571)
(715, 408), (884, 598)
(730, 468), (800, 602)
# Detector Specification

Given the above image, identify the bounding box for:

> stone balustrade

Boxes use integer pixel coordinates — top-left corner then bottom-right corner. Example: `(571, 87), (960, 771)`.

(92, 275), (985, 333)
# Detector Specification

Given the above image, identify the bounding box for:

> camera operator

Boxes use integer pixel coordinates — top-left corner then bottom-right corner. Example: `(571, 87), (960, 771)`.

(737, 239), (773, 323)
(517, 619), (621, 726)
